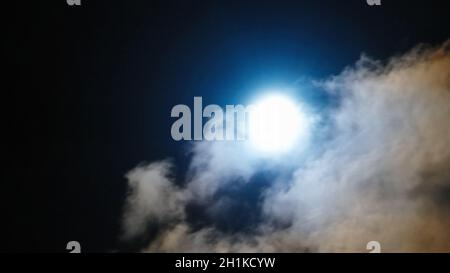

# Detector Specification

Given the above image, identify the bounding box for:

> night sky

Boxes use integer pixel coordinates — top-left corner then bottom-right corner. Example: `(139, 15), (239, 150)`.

(3, 0), (450, 252)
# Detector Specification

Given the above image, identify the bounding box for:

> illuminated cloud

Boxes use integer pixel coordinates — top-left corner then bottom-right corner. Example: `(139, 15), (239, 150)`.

(121, 40), (450, 252)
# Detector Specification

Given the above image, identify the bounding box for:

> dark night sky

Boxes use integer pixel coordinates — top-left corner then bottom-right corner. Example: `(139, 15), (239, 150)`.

(3, 0), (450, 252)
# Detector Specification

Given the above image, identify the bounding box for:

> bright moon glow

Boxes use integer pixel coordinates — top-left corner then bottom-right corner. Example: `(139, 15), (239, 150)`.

(249, 94), (308, 153)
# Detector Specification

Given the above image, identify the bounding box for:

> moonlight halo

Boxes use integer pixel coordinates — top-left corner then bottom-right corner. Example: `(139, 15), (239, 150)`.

(248, 94), (309, 153)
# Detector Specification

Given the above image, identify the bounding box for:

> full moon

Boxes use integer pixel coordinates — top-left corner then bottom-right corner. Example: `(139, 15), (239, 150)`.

(249, 94), (308, 153)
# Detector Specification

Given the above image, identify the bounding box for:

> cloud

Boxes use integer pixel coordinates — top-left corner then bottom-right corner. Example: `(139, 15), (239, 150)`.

(121, 160), (184, 240)
(120, 40), (450, 252)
